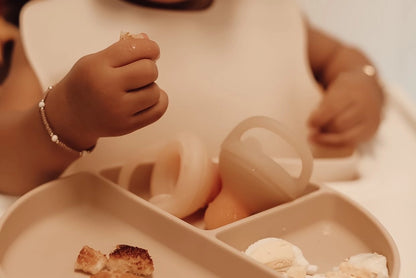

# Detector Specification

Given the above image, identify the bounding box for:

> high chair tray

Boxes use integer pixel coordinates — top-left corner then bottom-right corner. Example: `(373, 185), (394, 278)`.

(0, 172), (399, 277)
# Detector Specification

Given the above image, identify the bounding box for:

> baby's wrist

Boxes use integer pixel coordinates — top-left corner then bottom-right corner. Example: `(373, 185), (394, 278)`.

(351, 64), (385, 103)
(39, 86), (97, 156)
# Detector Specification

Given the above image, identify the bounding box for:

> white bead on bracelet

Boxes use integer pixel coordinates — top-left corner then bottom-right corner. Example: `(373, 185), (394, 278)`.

(38, 86), (93, 156)
(362, 64), (377, 77)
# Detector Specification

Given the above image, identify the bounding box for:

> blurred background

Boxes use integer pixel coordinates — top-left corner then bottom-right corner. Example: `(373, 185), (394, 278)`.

(296, 0), (416, 104)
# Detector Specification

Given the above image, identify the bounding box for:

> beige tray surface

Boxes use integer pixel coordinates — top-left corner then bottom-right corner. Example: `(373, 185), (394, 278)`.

(0, 171), (400, 277)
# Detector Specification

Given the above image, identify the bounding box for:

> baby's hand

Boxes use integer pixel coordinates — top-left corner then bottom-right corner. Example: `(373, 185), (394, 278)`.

(308, 69), (383, 148)
(47, 34), (168, 151)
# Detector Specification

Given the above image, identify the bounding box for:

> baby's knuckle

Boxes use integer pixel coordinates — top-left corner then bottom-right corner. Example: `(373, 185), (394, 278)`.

(75, 54), (97, 71)
(147, 84), (162, 102)
(75, 57), (112, 90)
(141, 59), (159, 81)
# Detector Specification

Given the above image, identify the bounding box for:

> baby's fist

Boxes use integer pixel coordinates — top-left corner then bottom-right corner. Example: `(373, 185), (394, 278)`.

(46, 36), (168, 151)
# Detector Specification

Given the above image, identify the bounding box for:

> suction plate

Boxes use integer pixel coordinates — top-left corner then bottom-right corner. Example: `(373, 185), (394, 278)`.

(0, 170), (400, 277)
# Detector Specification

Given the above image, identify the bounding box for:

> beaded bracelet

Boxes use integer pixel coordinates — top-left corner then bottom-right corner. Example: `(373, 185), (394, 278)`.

(38, 86), (93, 157)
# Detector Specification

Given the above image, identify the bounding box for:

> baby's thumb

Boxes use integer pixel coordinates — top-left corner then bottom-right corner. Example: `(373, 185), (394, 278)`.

(138, 33), (149, 39)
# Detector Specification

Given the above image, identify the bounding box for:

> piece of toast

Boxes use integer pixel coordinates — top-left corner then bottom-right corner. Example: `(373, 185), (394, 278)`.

(75, 245), (154, 277)
(75, 246), (108, 275)
(106, 245), (154, 276)
(119, 31), (145, 40)
(90, 271), (140, 278)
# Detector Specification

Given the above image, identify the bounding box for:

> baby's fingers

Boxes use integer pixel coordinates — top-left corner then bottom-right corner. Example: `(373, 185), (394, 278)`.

(310, 124), (364, 147)
(308, 88), (352, 129)
(117, 59), (159, 91)
(100, 36), (160, 67)
(123, 83), (162, 115)
(323, 105), (362, 133)
(128, 89), (168, 131)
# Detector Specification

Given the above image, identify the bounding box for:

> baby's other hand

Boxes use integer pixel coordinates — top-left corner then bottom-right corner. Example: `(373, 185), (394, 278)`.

(308, 69), (383, 148)
(47, 35), (168, 151)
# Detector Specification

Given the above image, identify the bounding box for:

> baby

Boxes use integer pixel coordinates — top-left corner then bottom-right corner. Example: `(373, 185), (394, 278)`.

(0, 0), (383, 195)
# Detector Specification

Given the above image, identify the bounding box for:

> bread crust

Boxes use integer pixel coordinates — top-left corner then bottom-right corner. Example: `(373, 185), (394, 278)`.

(75, 246), (108, 275)
(74, 245), (154, 277)
(107, 245), (154, 276)
(119, 31), (142, 40)
(91, 271), (140, 278)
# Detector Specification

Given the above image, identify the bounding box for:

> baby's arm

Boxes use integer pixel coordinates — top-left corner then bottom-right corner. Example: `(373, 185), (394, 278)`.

(0, 17), (18, 66)
(0, 35), (168, 195)
(306, 24), (384, 148)
(0, 32), (43, 111)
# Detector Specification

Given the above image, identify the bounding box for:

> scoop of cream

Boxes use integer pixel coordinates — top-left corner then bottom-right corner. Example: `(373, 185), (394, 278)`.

(325, 252), (388, 278)
(245, 237), (318, 278)
(311, 252), (389, 278)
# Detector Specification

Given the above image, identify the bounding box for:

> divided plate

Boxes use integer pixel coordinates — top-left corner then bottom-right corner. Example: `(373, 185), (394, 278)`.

(0, 169), (400, 277)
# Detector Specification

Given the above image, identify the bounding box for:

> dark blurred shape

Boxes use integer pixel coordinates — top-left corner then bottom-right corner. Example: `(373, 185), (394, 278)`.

(0, 0), (30, 26)
(122, 0), (213, 11)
